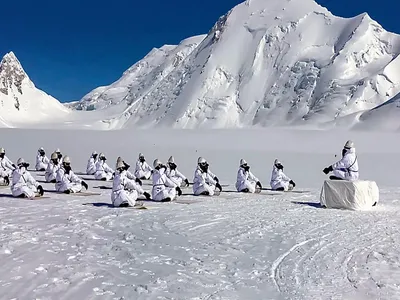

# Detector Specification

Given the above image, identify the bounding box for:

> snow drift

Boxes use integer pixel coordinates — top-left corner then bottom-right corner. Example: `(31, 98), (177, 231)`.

(72, 0), (400, 130)
(0, 52), (70, 127)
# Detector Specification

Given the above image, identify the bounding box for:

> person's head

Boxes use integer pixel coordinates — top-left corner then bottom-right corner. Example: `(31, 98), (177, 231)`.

(274, 159), (283, 170)
(55, 148), (62, 160)
(17, 158), (29, 171)
(198, 157), (209, 172)
(168, 156), (177, 169)
(139, 153), (145, 163)
(38, 147), (45, 156)
(0, 148), (5, 159)
(51, 152), (58, 164)
(153, 159), (162, 170)
(116, 160), (125, 173)
(240, 158), (249, 171)
(62, 156), (72, 172)
(92, 151), (98, 160)
(342, 140), (355, 157)
(99, 153), (106, 161)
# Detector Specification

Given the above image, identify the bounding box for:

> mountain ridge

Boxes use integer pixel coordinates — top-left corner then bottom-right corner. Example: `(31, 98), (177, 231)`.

(2, 0), (400, 131)
(69, 0), (400, 130)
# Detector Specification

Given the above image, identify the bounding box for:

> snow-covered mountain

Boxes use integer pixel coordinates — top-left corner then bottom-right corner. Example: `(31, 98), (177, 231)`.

(0, 52), (70, 127)
(68, 35), (206, 112)
(70, 0), (400, 130)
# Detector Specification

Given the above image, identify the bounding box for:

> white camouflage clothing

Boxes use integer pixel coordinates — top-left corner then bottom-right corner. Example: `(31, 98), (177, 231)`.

(152, 167), (177, 201)
(236, 166), (259, 193)
(193, 166), (217, 196)
(11, 167), (39, 198)
(35, 152), (50, 171)
(111, 170), (144, 207)
(95, 160), (114, 181)
(56, 167), (83, 193)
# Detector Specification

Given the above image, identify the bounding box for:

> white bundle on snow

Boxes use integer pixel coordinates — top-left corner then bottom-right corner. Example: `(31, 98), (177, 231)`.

(320, 180), (379, 211)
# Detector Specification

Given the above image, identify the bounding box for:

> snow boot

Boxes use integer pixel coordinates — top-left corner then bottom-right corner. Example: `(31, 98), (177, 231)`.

(200, 191), (210, 196)
(161, 197), (171, 202)
(119, 202), (130, 207)
(241, 188), (249, 193)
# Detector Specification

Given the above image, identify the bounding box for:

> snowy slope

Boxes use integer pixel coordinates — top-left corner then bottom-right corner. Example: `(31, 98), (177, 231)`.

(1, 128), (400, 299)
(72, 0), (400, 130)
(354, 91), (400, 131)
(68, 35), (206, 112)
(0, 52), (70, 127)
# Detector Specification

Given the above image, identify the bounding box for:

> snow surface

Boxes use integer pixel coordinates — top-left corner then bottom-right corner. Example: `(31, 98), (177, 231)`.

(68, 0), (400, 130)
(1, 128), (400, 299)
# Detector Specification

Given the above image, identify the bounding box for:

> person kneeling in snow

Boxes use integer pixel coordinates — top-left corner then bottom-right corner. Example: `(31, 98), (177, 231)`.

(134, 153), (153, 180)
(86, 151), (98, 175)
(235, 159), (262, 193)
(45, 152), (60, 183)
(166, 156), (189, 187)
(11, 158), (44, 199)
(270, 159), (296, 191)
(94, 153), (114, 181)
(111, 160), (151, 207)
(323, 140), (359, 181)
(35, 147), (49, 171)
(56, 156), (88, 194)
(0, 147), (15, 186)
(152, 159), (182, 202)
(193, 157), (222, 196)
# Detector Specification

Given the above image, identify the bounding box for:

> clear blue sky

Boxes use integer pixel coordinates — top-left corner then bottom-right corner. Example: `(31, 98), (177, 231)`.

(1, 0), (399, 103)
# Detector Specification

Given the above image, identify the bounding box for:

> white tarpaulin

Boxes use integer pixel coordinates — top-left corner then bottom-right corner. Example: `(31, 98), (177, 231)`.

(320, 180), (379, 211)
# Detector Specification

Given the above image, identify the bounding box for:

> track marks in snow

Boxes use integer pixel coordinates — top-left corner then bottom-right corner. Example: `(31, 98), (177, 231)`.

(270, 238), (315, 292)
(0, 185), (400, 299)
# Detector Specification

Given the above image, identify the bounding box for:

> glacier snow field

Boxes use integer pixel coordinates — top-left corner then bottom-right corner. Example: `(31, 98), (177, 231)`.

(0, 128), (399, 300)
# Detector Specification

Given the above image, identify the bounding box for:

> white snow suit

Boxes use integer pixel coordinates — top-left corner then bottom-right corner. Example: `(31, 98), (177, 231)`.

(0, 156), (14, 180)
(166, 167), (187, 187)
(111, 170), (144, 207)
(125, 170), (137, 181)
(35, 152), (49, 171)
(332, 147), (359, 181)
(86, 156), (98, 175)
(135, 160), (153, 180)
(236, 167), (259, 193)
(11, 167), (39, 198)
(152, 167), (177, 201)
(56, 167), (83, 193)
(45, 161), (60, 182)
(94, 160), (114, 181)
(270, 165), (292, 191)
(193, 166), (217, 196)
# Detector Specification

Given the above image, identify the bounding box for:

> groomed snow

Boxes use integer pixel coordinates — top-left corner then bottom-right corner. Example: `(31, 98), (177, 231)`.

(0, 128), (399, 299)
